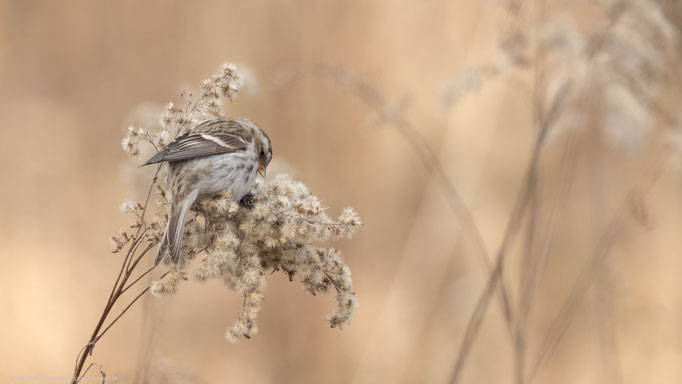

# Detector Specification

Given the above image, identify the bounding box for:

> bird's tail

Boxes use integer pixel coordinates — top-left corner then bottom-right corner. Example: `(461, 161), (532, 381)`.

(155, 190), (198, 265)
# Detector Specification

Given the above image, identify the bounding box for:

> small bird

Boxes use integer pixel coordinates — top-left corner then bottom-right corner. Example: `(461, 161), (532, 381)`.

(143, 117), (272, 265)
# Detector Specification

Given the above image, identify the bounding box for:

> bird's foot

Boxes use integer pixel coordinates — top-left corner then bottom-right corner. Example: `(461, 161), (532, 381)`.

(239, 193), (255, 209)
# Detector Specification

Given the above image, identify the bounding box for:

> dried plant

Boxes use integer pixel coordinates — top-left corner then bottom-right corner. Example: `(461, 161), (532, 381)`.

(446, 1), (680, 383)
(151, 175), (361, 341)
(72, 62), (361, 382)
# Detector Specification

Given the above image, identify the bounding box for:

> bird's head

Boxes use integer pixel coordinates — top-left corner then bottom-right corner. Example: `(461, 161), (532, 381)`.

(252, 121), (272, 178)
(232, 117), (272, 177)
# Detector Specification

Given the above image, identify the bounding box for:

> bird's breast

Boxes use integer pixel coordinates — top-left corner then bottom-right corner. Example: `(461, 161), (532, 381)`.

(193, 152), (257, 201)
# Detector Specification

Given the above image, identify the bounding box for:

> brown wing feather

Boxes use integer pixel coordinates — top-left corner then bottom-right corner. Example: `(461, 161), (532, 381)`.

(143, 119), (252, 166)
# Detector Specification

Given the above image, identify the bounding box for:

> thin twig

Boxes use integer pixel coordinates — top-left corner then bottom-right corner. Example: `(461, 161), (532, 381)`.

(93, 273), (168, 345)
(122, 264), (158, 294)
(448, 133), (546, 383)
(79, 362), (106, 384)
(449, 3), (636, 382)
(526, 172), (660, 383)
(72, 169), (162, 383)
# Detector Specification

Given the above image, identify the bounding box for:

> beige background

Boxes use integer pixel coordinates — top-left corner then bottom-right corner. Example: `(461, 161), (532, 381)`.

(1, 1), (682, 383)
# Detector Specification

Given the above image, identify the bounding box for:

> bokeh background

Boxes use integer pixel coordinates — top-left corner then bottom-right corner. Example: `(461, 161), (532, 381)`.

(2, 1), (682, 383)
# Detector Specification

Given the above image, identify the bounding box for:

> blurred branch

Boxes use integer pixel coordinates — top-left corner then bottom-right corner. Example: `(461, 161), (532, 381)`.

(276, 63), (517, 336)
(449, 103), (568, 383)
(449, 2), (650, 382)
(527, 160), (662, 383)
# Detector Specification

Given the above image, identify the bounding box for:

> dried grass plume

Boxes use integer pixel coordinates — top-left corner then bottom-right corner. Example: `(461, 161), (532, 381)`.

(121, 62), (362, 342)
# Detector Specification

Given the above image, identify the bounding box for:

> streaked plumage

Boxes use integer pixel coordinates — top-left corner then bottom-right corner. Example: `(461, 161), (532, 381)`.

(144, 117), (272, 265)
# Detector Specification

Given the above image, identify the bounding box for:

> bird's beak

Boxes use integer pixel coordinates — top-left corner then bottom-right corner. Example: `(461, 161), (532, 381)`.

(257, 163), (266, 178)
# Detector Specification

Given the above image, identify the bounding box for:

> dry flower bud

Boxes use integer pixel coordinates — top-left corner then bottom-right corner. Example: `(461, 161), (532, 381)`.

(119, 200), (136, 214)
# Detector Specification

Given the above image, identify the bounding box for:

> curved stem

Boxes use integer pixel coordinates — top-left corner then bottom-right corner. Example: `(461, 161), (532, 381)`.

(72, 170), (161, 383)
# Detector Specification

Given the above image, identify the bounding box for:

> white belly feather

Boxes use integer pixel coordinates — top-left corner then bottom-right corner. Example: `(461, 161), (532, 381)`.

(170, 142), (258, 202)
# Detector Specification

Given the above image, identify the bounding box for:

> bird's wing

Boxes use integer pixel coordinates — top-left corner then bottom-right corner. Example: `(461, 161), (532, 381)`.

(143, 119), (252, 165)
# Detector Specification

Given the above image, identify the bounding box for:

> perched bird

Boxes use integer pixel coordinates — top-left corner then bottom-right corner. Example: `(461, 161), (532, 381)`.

(143, 117), (272, 265)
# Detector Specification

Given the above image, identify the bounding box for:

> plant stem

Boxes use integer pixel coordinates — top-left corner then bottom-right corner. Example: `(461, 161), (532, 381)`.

(72, 169), (161, 383)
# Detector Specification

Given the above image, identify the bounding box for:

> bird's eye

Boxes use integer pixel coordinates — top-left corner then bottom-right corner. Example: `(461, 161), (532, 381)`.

(260, 149), (265, 158)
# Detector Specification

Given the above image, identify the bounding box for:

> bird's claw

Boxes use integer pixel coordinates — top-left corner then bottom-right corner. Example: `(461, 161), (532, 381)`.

(239, 193), (255, 209)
